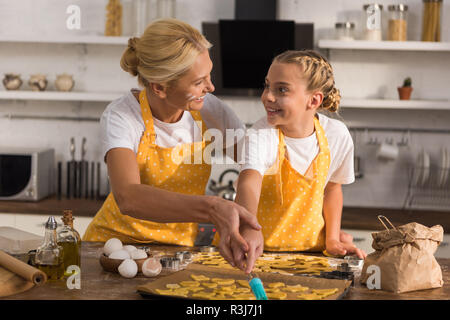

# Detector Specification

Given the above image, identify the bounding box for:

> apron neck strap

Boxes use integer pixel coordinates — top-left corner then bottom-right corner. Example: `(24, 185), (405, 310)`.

(277, 115), (326, 159)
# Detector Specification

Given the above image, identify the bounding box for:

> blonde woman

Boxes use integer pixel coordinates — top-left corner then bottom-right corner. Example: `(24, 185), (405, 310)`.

(83, 19), (260, 263)
(227, 50), (366, 273)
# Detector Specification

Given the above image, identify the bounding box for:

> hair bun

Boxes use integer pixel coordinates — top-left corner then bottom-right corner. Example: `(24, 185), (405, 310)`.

(128, 37), (139, 51)
(322, 87), (341, 113)
(120, 37), (140, 77)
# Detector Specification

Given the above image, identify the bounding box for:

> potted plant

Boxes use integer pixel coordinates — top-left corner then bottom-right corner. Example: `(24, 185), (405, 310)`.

(398, 77), (413, 100)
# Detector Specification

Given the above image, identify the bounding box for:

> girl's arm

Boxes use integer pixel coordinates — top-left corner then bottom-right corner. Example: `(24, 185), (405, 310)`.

(231, 169), (265, 273)
(323, 181), (366, 258)
(106, 148), (261, 261)
(323, 181), (344, 247)
(234, 169), (263, 215)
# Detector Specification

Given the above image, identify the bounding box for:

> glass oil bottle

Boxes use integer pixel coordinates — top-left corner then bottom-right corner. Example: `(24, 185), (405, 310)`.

(35, 216), (64, 280)
(57, 210), (81, 277)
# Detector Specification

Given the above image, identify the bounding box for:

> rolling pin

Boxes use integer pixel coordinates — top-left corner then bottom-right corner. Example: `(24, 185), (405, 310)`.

(0, 250), (47, 285)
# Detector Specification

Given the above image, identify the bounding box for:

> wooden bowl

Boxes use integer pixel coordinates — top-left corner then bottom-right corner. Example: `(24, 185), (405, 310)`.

(99, 253), (149, 273)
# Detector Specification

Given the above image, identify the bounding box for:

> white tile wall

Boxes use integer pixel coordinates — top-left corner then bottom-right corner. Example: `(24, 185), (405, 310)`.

(0, 0), (449, 210)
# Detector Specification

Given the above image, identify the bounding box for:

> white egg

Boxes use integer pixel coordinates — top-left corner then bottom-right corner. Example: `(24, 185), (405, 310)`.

(141, 258), (162, 277)
(123, 245), (138, 255)
(109, 249), (131, 260)
(130, 249), (147, 260)
(118, 259), (138, 278)
(103, 238), (123, 256)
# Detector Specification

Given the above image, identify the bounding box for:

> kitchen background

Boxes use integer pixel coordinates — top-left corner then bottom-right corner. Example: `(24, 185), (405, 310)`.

(0, 0), (449, 256)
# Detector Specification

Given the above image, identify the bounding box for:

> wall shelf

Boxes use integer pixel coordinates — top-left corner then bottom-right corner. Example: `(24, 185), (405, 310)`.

(0, 90), (125, 102)
(318, 39), (450, 52)
(341, 98), (450, 110)
(1, 91), (449, 111)
(0, 34), (129, 45)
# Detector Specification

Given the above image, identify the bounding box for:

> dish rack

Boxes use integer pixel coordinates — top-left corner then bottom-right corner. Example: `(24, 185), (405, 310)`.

(404, 165), (450, 210)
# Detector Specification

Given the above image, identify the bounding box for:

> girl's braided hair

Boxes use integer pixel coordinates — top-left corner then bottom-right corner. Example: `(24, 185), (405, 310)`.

(273, 50), (341, 113)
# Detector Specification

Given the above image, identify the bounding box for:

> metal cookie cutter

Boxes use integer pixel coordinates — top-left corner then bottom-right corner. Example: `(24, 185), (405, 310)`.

(175, 251), (193, 264)
(160, 257), (181, 271)
(344, 255), (364, 269)
(199, 246), (217, 253)
(319, 262), (355, 286)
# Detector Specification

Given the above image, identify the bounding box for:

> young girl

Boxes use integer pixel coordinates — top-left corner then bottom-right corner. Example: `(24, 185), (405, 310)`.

(230, 50), (366, 273)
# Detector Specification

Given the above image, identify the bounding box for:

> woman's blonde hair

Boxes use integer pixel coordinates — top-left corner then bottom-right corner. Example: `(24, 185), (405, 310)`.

(273, 50), (341, 113)
(120, 18), (212, 88)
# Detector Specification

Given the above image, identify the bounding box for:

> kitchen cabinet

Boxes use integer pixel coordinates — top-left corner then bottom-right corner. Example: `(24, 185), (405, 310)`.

(0, 213), (92, 238)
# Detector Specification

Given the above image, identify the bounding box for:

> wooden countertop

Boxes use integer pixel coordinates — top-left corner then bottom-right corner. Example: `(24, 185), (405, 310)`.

(0, 196), (104, 217)
(2, 242), (450, 300)
(341, 207), (450, 232)
(1, 196), (449, 232)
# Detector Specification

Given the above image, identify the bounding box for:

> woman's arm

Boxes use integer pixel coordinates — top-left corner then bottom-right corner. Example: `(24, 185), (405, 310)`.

(106, 148), (261, 259)
(108, 147), (212, 223)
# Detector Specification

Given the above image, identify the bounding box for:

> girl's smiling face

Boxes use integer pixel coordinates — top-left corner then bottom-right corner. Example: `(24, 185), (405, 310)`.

(261, 62), (311, 127)
(261, 62), (324, 137)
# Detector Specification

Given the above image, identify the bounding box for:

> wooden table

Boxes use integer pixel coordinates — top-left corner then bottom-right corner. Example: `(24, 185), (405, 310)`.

(2, 242), (449, 300)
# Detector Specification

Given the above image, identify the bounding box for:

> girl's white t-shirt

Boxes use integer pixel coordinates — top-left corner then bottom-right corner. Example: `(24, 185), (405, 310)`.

(101, 89), (245, 160)
(241, 113), (355, 186)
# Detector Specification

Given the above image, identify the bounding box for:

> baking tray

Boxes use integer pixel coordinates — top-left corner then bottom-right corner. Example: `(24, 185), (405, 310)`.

(137, 263), (351, 300)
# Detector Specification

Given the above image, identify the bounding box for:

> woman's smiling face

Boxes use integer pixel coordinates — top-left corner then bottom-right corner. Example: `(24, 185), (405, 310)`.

(165, 50), (215, 111)
(261, 62), (311, 127)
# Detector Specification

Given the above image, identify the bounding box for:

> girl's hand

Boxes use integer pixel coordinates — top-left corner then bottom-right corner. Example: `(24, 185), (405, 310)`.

(230, 225), (264, 274)
(326, 239), (367, 260)
(208, 197), (262, 268)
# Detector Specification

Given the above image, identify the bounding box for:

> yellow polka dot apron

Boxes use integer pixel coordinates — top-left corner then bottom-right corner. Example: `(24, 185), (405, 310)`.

(258, 115), (330, 252)
(82, 89), (211, 246)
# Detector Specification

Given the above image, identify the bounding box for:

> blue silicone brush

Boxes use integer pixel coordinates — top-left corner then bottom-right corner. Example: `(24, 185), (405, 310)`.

(248, 272), (268, 300)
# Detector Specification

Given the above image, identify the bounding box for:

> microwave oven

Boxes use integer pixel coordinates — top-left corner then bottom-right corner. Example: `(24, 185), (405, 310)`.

(0, 147), (55, 201)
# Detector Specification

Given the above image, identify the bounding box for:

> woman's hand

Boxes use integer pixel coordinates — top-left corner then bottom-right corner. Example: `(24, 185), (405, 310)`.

(207, 196), (262, 268)
(326, 238), (367, 259)
(230, 225), (264, 274)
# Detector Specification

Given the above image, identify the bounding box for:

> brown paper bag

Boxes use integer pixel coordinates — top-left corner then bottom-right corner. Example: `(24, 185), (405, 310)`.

(360, 215), (444, 293)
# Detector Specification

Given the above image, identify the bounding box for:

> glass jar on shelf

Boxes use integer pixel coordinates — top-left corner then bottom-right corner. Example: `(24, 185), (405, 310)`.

(421, 0), (443, 42)
(335, 22), (355, 41)
(363, 3), (383, 41)
(388, 4), (408, 41)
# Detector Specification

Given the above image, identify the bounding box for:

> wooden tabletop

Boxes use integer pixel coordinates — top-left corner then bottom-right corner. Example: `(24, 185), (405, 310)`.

(2, 242), (449, 300)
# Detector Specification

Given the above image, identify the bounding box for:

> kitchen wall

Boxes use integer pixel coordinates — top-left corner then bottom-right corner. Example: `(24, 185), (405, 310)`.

(0, 0), (449, 210)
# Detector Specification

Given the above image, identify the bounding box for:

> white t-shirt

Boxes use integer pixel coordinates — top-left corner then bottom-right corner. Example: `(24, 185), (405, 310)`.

(241, 113), (355, 185)
(101, 89), (245, 160)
